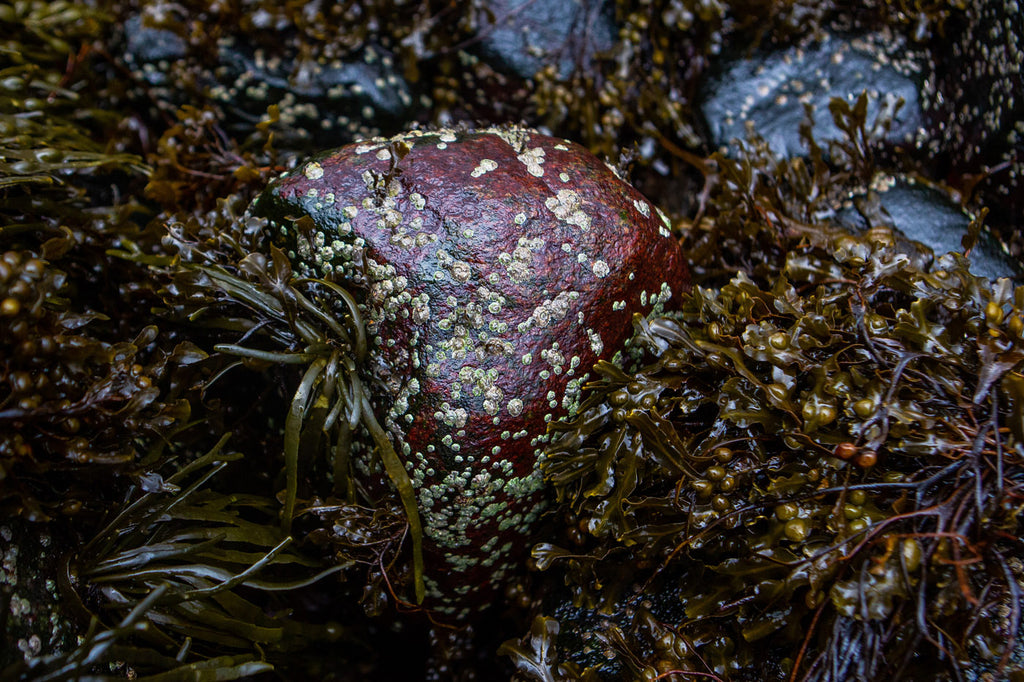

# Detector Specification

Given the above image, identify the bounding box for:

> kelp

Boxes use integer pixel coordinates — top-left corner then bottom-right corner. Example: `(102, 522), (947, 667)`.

(0, 247), (202, 518)
(505, 98), (1024, 680)
(0, 0), (186, 521)
(135, 237), (427, 604)
(0, 2), (147, 189)
(0, 586), (273, 682)
(1, 438), (349, 680)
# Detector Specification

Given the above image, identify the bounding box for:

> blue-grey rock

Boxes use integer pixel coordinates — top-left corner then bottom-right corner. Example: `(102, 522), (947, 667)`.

(122, 14), (188, 86)
(701, 32), (928, 158)
(472, 0), (616, 80)
(834, 179), (1021, 281)
(214, 41), (414, 123)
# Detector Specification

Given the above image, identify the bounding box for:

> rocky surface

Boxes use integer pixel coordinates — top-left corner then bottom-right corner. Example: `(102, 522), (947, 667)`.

(251, 126), (689, 617)
(701, 30), (930, 158)
(833, 177), (1021, 281)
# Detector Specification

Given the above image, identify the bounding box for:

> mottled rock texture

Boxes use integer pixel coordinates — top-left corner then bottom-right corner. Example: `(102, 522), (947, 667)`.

(701, 31), (930, 158)
(252, 126), (689, 617)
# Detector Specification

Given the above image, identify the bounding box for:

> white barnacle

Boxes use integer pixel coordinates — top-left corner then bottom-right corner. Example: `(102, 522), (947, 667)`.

(303, 161), (324, 180)
(507, 398), (524, 416)
(592, 260), (611, 278)
(506, 260), (530, 283)
(566, 209), (591, 230)
(545, 349), (565, 369)
(382, 208), (403, 228)
(545, 189), (580, 221)
(483, 384), (504, 416)
(516, 147), (546, 177)
(470, 158), (499, 178)
(451, 260), (472, 282)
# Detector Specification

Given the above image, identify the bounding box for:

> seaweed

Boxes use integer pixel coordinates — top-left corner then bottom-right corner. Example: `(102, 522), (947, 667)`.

(138, 235), (426, 604)
(2, 439), (347, 680)
(2, 0), (1022, 679)
(510, 97), (1024, 680)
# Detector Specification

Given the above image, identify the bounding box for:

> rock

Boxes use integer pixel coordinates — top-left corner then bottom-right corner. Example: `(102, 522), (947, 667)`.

(929, 0), (1024, 235)
(250, 126), (689, 617)
(700, 31), (930, 158)
(929, 0), (1024, 236)
(470, 0), (616, 80)
(929, 0), (1023, 171)
(211, 40), (416, 143)
(0, 520), (77, 671)
(833, 177), (1021, 281)
(122, 14), (187, 85)
(119, 9), (417, 146)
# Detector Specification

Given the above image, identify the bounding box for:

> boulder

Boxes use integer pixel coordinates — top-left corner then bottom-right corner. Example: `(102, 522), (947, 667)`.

(251, 126), (689, 617)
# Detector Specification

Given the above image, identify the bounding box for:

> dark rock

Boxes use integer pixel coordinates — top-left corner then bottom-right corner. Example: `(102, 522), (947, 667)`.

(975, 130), (1024, 242)
(929, 0), (1023, 171)
(121, 13), (188, 86)
(701, 31), (930, 158)
(0, 520), (77, 671)
(470, 0), (616, 80)
(118, 9), (418, 146)
(834, 178), (1021, 281)
(926, 1), (1024, 235)
(212, 40), (416, 142)
(251, 126), (689, 618)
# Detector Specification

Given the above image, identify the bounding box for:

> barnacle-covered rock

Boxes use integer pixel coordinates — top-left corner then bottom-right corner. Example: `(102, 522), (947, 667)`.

(118, 3), (418, 146)
(0, 520), (77, 670)
(251, 126), (689, 617)
(930, 0), (1024, 235)
(700, 31), (931, 158)
(930, 0), (1022, 172)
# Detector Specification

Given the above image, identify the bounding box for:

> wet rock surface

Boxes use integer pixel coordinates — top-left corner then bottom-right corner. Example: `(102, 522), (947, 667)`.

(931, 0), (1023, 170)
(120, 9), (417, 146)
(0, 521), (76, 672)
(251, 126), (689, 617)
(470, 0), (617, 80)
(701, 31), (930, 158)
(834, 178), (1022, 281)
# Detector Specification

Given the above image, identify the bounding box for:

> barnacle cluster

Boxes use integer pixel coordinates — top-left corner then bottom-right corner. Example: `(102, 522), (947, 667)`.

(2, 0), (1023, 680)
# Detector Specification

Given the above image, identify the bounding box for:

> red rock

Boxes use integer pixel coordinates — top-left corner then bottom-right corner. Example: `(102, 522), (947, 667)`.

(251, 126), (689, 618)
